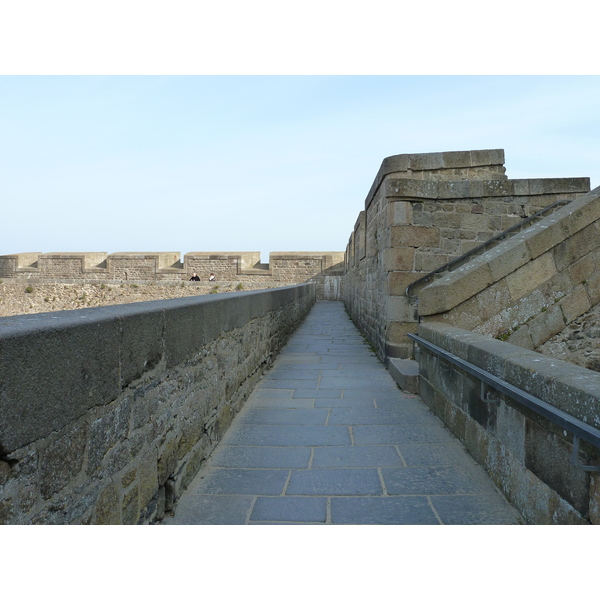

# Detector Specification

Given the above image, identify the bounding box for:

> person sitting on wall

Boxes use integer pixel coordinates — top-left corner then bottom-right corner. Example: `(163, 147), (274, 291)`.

(189, 272), (200, 281)
(209, 273), (216, 281)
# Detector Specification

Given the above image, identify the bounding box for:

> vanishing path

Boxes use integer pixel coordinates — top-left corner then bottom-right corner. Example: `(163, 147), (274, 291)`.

(163, 301), (521, 525)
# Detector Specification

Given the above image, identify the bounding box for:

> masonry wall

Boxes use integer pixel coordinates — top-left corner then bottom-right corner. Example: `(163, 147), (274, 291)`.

(342, 149), (590, 361)
(418, 186), (600, 351)
(415, 322), (600, 524)
(0, 284), (315, 524)
(0, 251), (345, 288)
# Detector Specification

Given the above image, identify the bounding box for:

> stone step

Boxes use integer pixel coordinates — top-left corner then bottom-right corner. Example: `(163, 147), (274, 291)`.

(387, 358), (419, 394)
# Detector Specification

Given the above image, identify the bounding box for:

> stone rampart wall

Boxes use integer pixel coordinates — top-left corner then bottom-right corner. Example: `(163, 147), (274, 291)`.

(0, 251), (345, 286)
(418, 186), (600, 351)
(342, 149), (591, 361)
(415, 322), (600, 524)
(0, 284), (315, 524)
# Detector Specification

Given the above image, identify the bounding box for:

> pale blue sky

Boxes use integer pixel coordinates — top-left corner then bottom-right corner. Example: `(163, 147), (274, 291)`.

(1, 75), (599, 261)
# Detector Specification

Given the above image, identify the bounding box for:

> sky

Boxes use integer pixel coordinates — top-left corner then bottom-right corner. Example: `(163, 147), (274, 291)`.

(1, 74), (599, 263)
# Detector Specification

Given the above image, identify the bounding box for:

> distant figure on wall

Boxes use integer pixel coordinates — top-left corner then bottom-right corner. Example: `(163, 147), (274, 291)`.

(209, 273), (216, 282)
(189, 272), (200, 281)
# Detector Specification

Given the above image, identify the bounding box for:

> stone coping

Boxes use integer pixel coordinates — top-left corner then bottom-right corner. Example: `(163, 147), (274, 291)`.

(0, 283), (315, 454)
(417, 321), (600, 430)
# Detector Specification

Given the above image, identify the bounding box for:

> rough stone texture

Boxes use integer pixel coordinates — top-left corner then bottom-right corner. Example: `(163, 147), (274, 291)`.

(343, 148), (590, 360)
(0, 284), (315, 524)
(417, 186), (600, 356)
(416, 321), (600, 524)
(0, 251), (345, 292)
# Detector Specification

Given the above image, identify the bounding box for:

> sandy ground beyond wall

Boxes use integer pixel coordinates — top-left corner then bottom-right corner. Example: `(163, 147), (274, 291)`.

(0, 280), (280, 317)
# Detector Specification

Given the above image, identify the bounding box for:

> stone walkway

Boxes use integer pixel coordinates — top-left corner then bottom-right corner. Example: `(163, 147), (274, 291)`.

(163, 301), (522, 525)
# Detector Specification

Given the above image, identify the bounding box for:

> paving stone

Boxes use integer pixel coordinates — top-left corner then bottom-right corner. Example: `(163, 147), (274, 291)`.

(430, 494), (522, 524)
(286, 468), (383, 496)
(258, 379), (319, 390)
(263, 371), (322, 380)
(353, 424), (453, 445)
(250, 496), (327, 523)
(397, 443), (474, 466)
(330, 496), (439, 525)
(252, 397), (315, 409)
(190, 468), (289, 495)
(328, 407), (442, 426)
(165, 302), (521, 526)
(314, 397), (376, 408)
(224, 424), (352, 446)
(312, 446), (404, 468)
(209, 446), (312, 469)
(237, 408), (329, 425)
(293, 389), (342, 399)
(165, 495), (254, 525)
(382, 466), (496, 496)
(250, 389), (293, 400)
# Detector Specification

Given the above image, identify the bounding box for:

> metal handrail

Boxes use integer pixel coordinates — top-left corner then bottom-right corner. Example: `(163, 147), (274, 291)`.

(405, 199), (573, 299)
(407, 332), (600, 471)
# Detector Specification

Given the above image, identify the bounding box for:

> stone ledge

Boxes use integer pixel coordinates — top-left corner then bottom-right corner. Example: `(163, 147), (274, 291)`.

(386, 358), (419, 394)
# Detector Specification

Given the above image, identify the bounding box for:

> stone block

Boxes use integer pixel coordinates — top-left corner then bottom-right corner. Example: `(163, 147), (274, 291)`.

(482, 180), (514, 197)
(382, 247), (414, 272)
(387, 321), (418, 346)
(527, 312), (554, 348)
(442, 150), (472, 169)
(437, 180), (472, 199)
(418, 262), (494, 315)
(553, 222), (600, 273)
(389, 201), (412, 225)
(567, 249), (599, 285)
(487, 238), (532, 282)
(507, 325), (535, 350)
(414, 253), (450, 273)
(115, 304), (165, 388)
(385, 296), (417, 322)
(95, 481), (121, 524)
(506, 253), (557, 302)
(409, 152), (445, 171)
(590, 474), (600, 525)
(391, 224), (441, 248)
(0, 310), (121, 454)
(40, 423), (89, 500)
(0, 497), (14, 525)
(0, 460), (11, 486)
(386, 358), (419, 393)
(471, 149), (504, 167)
(388, 271), (421, 296)
(138, 451), (158, 512)
(559, 285), (591, 324)
(386, 179), (438, 199)
(432, 211), (462, 229)
(87, 398), (132, 475)
(584, 271), (600, 306)
(525, 420), (589, 516)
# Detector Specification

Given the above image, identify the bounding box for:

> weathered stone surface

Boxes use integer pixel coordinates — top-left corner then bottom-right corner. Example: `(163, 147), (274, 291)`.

(39, 423), (88, 500)
(504, 252), (557, 302)
(0, 284), (314, 524)
(95, 481), (121, 525)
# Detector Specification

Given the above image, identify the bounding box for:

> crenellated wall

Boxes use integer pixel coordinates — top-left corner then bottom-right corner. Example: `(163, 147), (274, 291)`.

(0, 251), (345, 285)
(0, 284), (315, 524)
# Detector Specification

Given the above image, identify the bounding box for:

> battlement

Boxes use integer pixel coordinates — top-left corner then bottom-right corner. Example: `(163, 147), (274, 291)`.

(0, 250), (346, 284)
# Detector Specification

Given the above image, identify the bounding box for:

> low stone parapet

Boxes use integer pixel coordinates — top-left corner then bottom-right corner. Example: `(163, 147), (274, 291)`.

(0, 284), (315, 524)
(415, 321), (600, 524)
